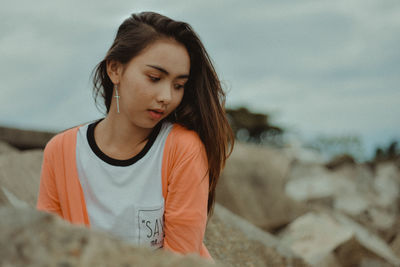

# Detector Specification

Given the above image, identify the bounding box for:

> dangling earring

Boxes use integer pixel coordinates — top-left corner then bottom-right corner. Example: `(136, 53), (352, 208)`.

(114, 84), (120, 114)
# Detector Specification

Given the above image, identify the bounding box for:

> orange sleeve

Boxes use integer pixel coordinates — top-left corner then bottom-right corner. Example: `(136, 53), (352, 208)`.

(162, 125), (211, 259)
(36, 137), (62, 217)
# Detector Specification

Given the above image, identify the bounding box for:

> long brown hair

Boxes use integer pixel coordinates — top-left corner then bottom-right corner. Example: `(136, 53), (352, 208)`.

(91, 11), (234, 216)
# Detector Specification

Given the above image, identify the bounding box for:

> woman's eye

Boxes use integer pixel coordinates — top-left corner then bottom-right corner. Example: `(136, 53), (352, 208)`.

(174, 84), (184, 90)
(149, 76), (160, 82)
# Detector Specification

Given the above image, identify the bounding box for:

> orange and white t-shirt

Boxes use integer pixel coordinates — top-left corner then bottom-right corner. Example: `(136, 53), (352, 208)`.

(36, 118), (212, 259)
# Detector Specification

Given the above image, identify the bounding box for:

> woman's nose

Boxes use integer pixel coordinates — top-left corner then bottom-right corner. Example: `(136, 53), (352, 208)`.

(156, 84), (172, 104)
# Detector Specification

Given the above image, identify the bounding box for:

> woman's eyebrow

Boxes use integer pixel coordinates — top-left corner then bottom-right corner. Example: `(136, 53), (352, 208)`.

(146, 64), (189, 79)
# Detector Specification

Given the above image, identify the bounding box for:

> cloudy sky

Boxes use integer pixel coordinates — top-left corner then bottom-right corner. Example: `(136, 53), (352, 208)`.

(1, 0), (399, 159)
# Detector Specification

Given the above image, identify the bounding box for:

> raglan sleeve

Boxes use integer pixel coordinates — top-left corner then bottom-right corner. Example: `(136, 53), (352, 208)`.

(162, 128), (210, 258)
(36, 138), (62, 217)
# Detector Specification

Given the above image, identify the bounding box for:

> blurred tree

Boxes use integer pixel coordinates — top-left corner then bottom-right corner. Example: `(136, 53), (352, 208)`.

(305, 134), (365, 162)
(226, 107), (284, 146)
(374, 141), (399, 162)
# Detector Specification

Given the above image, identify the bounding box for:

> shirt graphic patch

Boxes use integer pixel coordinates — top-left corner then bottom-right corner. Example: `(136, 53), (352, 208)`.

(138, 206), (164, 249)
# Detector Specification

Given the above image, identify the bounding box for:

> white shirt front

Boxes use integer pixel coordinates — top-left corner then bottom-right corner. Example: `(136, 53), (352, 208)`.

(75, 118), (173, 249)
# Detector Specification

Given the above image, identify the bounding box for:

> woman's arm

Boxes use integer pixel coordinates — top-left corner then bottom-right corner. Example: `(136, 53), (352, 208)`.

(162, 126), (210, 257)
(36, 141), (62, 217)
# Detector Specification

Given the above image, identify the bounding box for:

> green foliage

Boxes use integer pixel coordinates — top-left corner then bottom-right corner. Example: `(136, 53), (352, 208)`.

(305, 134), (365, 162)
(226, 107), (284, 146)
(374, 141), (399, 162)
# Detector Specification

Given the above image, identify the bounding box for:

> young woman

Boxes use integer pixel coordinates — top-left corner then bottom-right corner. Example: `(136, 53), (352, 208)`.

(36, 11), (233, 260)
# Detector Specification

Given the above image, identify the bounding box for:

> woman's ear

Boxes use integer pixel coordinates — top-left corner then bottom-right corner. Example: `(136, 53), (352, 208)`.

(106, 60), (123, 84)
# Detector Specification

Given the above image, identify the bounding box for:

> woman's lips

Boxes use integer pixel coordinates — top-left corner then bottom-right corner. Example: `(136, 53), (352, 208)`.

(148, 109), (164, 119)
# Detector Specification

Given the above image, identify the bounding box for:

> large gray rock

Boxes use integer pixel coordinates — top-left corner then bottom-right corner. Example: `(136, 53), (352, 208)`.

(391, 234), (400, 258)
(285, 162), (375, 214)
(373, 162), (400, 210)
(216, 142), (308, 231)
(279, 211), (400, 267)
(279, 212), (351, 266)
(0, 140), (19, 154)
(0, 206), (218, 267)
(0, 125), (54, 150)
(205, 204), (309, 267)
(0, 149), (43, 207)
(285, 161), (399, 233)
(280, 137), (327, 164)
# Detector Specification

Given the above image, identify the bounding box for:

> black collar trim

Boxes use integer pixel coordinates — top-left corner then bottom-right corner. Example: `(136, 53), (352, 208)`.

(86, 118), (162, 167)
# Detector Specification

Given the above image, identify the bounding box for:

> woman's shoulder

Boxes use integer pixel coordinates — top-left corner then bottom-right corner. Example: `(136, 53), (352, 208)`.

(169, 124), (202, 146)
(164, 123), (208, 175)
(166, 123), (205, 155)
(44, 124), (84, 154)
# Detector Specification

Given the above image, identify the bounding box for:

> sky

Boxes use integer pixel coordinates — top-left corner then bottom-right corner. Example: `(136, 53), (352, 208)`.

(1, 0), (399, 160)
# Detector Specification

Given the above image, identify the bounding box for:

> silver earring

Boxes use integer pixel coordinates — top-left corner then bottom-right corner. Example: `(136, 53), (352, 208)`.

(113, 85), (120, 113)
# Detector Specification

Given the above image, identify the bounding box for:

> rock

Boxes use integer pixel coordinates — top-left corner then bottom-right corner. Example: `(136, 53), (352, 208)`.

(284, 161), (398, 222)
(285, 169), (345, 202)
(373, 162), (400, 210)
(280, 137), (327, 164)
(1, 186), (30, 208)
(333, 192), (370, 217)
(0, 206), (219, 267)
(279, 212), (353, 266)
(285, 159), (400, 250)
(0, 185), (9, 206)
(284, 163), (372, 216)
(334, 212), (400, 266)
(0, 125), (55, 150)
(366, 208), (397, 232)
(0, 149), (43, 207)
(0, 140), (19, 154)
(325, 154), (356, 170)
(331, 163), (375, 192)
(216, 142), (308, 231)
(205, 203), (309, 267)
(335, 237), (393, 267)
(285, 161), (330, 182)
(390, 234), (400, 258)
(279, 211), (400, 267)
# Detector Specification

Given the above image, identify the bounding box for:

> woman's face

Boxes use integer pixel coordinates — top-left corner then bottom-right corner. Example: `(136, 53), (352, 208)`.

(109, 38), (190, 130)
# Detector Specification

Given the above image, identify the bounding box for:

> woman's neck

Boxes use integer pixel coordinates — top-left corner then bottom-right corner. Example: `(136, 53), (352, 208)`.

(93, 113), (152, 160)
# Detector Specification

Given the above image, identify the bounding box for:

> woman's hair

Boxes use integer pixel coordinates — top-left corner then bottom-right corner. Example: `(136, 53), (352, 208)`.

(91, 11), (234, 216)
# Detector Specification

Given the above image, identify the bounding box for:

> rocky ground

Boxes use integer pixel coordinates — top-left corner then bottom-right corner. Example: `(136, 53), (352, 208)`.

(216, 141), (400, 266)
(1, 125), (399, 266)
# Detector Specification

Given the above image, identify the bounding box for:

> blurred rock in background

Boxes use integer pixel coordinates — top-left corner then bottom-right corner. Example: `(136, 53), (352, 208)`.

(216, 142), (308, 232)
(0, 126), (54, 150)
